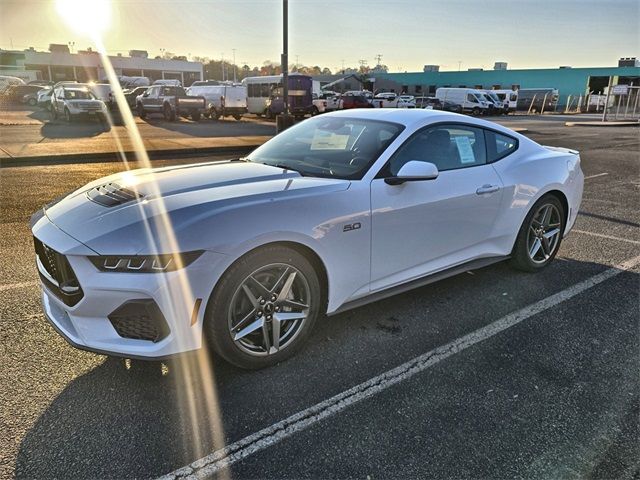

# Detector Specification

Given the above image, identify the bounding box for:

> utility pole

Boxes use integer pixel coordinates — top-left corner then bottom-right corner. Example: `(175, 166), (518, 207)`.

(277, 0), (292, 132)
(221, 52), (225, 81)
(341, 59), (345, 74)
(458, 60), (462, 71)
(375, 53), (383, 67)
(232, 48), (237, 82)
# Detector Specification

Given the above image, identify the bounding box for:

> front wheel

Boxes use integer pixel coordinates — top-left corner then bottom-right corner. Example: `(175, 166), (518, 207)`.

(205, 245), (322, 369)
(163, 104), (176, 121)
(510, 194), (565, 272)
(64, 108), (72, 122)
(233, 114), (242, 121)
(472, 107), (481, 116)
(28, 98), (37, 106)
(137, 104), (146, 119)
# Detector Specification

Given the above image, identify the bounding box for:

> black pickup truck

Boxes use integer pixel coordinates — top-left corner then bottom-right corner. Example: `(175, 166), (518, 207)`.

(136, 85), (206, 121)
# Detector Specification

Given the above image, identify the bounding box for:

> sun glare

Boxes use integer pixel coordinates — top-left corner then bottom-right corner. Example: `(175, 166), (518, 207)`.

(56, 0), (111, 37)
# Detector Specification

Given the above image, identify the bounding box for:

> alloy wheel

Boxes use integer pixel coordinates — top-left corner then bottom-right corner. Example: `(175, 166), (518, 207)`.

(228, 263), (311, 356)
(527, 203), (562, 264)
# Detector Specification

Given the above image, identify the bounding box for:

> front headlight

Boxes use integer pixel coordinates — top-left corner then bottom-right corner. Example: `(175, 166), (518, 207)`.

(88, 251), (204, 273)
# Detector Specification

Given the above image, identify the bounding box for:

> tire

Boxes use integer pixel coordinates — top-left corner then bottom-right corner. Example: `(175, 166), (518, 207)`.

(137, 104), (146, 119)
(311, 106), (319, 116)
(265, 108), (273, 119)
(64, 108), (72, 123)
(233, 114), (242, 121)
(191, 111), (201, 121)
(50, 107), (57, 120)
(28, 98), (37, 106)
(205, 245), (322, 369)
(510, 194), (565, 272)
(472, 107), (481, 116)
(210, 108), (220, 121)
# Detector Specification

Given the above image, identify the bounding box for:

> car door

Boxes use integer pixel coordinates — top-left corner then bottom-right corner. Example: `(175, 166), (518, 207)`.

(370, 123), (504, 290)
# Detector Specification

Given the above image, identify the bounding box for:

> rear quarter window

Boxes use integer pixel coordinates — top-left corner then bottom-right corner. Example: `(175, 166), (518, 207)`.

(485, 130), (518, 162)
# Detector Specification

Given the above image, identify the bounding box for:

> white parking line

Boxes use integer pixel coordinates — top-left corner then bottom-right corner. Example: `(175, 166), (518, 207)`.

(158, 254), (640, 480)
(572, 229), (640, 245)
(584, 172), (609, 180)
(0, 281), (37, 292)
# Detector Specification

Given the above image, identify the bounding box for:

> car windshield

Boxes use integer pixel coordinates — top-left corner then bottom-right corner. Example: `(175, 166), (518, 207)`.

(246, 116), (404, 180)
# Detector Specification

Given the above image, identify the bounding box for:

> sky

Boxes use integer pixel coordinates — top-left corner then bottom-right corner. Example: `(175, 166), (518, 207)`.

(1, 0), (638, 72)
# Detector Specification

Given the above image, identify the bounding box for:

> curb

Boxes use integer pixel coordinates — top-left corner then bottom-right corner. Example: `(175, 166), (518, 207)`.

(0, 144), (260, 168)
(565, 121), (639, 127)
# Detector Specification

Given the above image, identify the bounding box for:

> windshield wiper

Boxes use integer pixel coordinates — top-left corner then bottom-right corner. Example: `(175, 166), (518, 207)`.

(269, 163), (308, 176)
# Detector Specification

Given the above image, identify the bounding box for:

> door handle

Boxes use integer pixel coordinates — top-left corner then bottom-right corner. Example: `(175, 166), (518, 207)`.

(476, 184), (500, 195)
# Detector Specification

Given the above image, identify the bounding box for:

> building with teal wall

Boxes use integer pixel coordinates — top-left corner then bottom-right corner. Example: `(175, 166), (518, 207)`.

(371, 66), (640, 107)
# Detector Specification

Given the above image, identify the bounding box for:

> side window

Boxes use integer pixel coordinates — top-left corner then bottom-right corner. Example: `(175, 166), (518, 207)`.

(387, 124), (487, 175)
(485, 130), (518, 162)
(466, 93), (477, 103)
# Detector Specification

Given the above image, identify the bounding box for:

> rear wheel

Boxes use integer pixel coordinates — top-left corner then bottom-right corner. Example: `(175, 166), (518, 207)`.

(28, 98), (37, 106)
(205, 245), (322, 369)
(510, 194), (565, 272)
(233, 114), (242, 121)
(191, 111), (201, 121)
(311, 106), (319, 116)
(210, 107), (220, 121)
(64, 108), (72, 122)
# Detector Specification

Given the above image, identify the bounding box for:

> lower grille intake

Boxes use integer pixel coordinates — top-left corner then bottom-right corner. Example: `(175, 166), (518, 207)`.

(108, 300), (170, 342)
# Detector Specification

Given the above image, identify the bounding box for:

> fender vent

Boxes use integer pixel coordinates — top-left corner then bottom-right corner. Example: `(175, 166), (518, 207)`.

(87, 182), (142, 207)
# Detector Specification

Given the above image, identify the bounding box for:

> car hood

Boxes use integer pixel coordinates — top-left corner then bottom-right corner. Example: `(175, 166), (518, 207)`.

(44, 160), (350, 255)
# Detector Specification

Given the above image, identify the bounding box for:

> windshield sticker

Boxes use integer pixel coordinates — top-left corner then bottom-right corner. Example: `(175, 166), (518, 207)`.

(311, 131), (350, 150)
(454, 136), (476, 164)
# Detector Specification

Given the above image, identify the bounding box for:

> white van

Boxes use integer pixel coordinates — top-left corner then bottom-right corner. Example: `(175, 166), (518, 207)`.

(435, 88), (491, 115)
(492, 89), (518, 112)
(187, 84), (247, 120)
(0, 75), (26, 93)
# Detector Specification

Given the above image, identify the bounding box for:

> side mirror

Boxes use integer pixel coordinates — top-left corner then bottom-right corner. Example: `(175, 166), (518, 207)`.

(385, 161), (439, 185)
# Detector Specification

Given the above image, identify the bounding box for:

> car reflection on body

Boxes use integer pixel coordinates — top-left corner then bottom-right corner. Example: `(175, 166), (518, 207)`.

(31, 109), (583, 369)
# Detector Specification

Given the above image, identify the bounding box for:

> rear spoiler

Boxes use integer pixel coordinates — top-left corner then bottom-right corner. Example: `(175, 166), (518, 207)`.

(543, 145), (579, 155)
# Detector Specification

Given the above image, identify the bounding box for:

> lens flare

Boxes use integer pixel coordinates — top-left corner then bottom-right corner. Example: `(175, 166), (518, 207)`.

(55, 0), (229, 472)
(56, 0), (111, 36)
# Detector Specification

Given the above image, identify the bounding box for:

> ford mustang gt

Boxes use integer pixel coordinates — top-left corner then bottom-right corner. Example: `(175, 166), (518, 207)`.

(31, 109), (583, 369)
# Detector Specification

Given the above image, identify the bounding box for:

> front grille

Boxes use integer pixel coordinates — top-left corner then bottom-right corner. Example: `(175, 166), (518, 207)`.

(108, 300), (170, 342)
(86, 182), (142, 207)
(34, 237), (84, 307)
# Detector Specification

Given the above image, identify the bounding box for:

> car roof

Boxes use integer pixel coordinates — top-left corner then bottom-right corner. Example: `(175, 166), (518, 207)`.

(320, 108), (527, 137)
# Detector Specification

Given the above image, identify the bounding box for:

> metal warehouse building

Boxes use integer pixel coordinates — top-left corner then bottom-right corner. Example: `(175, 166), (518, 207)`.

(319, 60), (640, 108)
(0, 45), (203, 86)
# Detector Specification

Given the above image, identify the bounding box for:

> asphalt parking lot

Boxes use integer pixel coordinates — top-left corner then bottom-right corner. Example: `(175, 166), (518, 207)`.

(0, 119), (638, 479)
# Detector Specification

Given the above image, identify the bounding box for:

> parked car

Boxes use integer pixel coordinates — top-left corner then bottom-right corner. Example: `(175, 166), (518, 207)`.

(190, 80), (221, 87)
(373, 92), (398, 108)
(31, 109), (584, 369)
(397, 95), (417, 108)
(414, 96), (442, 109)
(435, 88), (491, 116)
(50, 85), (107, 122)
(319, 91), (342, 111)
(311, 93), (327, 115)
(187, 84), (247, 120)
(123, 86), (149, 108)
(136, 85), (206, 121)
(341, 93), (373, 109)
(37, 87), (54, 109)
(0, 84), (45, 105)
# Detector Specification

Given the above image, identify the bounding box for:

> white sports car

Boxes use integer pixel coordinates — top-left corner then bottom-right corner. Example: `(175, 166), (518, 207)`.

(31, 109), (583, 369)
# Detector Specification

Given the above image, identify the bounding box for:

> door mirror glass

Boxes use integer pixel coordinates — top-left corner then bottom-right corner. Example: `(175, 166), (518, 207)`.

(385, 161), (439, 185)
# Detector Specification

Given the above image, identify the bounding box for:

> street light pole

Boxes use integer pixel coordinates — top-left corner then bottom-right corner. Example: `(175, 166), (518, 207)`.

(282, 0), (289, 116)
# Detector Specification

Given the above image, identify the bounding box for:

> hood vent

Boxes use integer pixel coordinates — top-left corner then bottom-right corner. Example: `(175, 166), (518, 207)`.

(87, 182), (143, 207)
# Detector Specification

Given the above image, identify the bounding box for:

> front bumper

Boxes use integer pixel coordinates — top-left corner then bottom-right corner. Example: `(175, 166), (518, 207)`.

(33, 214), (228, 359)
